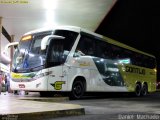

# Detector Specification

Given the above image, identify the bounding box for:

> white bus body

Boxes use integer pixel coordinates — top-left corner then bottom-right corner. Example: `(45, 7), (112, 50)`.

(10, 26), (156, 99)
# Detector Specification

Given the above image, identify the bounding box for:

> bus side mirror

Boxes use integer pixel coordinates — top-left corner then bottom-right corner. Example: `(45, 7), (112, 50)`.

(4, 42), (19, 54)
(41, 35), (65, 50)
(2, 42), (19, 63)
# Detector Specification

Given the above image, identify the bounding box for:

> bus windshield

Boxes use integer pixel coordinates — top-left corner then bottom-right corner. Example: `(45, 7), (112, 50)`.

(12, 30), (78, 73)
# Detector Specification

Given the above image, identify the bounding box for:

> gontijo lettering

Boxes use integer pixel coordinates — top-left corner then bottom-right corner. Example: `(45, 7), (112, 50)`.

(125, 66), (145, 75)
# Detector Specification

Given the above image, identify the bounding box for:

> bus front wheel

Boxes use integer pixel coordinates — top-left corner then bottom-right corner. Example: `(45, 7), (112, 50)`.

(70, 80), (85, 99)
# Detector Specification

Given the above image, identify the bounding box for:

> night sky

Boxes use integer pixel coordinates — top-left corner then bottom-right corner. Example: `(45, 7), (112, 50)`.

(96, 0), (160, 80)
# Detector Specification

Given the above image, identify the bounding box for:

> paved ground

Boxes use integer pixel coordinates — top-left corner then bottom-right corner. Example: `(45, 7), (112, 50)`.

(1, 92), (160, 120)
(47, 92), (160, 120)
(0, 92), (84, 120)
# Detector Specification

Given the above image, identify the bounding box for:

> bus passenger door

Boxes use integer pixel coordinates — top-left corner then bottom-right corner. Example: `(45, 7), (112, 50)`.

(46, 39), (64, 91)
(48, 63), (69, 91)
(48, 66), (63, 91)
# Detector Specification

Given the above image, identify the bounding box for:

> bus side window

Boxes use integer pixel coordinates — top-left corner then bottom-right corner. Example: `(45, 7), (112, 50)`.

(74, 37), (86, 57)
(74, 35), (95, 57)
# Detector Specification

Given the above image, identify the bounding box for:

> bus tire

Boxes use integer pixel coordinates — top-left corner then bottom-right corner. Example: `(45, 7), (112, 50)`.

(141, 84), (148, 96)
(135, 83), (141, 97)
(70, 80), (85, 100)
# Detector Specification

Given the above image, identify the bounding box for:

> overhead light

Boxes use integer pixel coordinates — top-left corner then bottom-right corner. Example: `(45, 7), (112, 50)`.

(43, 9), (58, 27)
(43, 0), (59, 27)
(47, 10), (55, 24)
(43, 0), (58, 10)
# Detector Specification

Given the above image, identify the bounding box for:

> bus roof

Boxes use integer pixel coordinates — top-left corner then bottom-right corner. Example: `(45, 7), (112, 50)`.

(24, 26), (81, 35)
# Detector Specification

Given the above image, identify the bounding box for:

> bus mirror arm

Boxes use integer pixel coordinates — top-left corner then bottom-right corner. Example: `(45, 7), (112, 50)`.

(41, 35), (65, 50)
(2, 42), (19, 62)
(4, 42), (19, 55)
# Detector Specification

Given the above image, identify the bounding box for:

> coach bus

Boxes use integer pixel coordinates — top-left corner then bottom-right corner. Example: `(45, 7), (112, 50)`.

(9, 26), (156, 99)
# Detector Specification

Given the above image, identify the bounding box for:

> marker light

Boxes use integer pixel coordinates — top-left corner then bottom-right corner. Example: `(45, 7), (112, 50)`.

(21, 35), (32, 41)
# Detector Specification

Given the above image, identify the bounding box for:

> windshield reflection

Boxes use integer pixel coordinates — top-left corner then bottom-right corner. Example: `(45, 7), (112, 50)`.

(12, 30), (78, 73)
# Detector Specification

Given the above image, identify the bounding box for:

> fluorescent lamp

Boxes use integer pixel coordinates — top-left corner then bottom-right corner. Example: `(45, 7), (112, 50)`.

(43, 0), (58, 10)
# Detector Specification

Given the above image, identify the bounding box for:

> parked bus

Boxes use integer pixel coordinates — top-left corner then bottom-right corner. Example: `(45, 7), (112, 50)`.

(9, 26), (156, 99)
